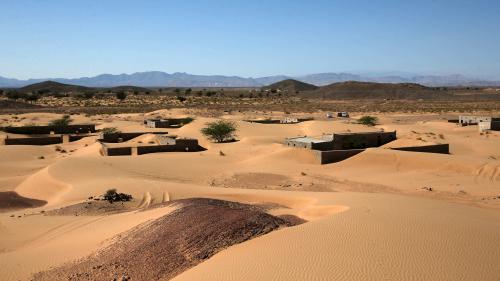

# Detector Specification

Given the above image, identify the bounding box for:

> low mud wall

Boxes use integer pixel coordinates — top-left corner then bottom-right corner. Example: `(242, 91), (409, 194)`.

(2, 124), (96, 135)
(102, 146), (133, 156)
(4, 136), (63, 145)
(391, 144), (449, 154)
(313, 149), (365, 164)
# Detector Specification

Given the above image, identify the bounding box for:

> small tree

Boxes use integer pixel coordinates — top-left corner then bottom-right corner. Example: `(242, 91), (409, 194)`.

(49, 115), (72, 126)
(358, 116), (378, 126)
(201, 120), (237, 143)
(116, 91), (127, 101)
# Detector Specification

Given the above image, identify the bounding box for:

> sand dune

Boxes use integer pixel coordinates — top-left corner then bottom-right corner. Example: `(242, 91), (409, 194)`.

(0, 111), (499, 281)
(172, 193), (500, 281)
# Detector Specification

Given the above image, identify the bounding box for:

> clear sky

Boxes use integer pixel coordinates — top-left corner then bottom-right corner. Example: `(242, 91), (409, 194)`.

(1, 0), (499, 79)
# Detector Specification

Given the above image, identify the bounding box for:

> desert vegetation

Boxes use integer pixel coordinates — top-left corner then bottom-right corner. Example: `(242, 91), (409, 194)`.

(201, 120), (238, 143)
(358, 115), (378, 126)
(102, 189), (133, 203)
(48, 115), (72, 126)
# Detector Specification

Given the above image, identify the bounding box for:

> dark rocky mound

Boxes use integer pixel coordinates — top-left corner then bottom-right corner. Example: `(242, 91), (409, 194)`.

(44, 200), (137, 216)
(34, 198), (304, 281)
(20, 81), (92, 93)
(0, 191), (46, 212)
(311, 81), (452, 99)
(264, 79), (319, 93)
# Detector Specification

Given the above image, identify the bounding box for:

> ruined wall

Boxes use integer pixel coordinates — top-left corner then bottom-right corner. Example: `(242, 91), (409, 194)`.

(459, 116), (491, 125)
(145, 118), (193, 128)
(4, 136), (63, 145)
(103, 147), (133, 156)
(285, 139), (313, 149)
(137, 139), (200, 155)
(491, 121), (500, 131)
(332, 131), (396, 150)
(310, 141), (335, 151)
(391, 144), (449, 154)
(313, 149), (365, 164)
(3, 124), (96, 135)
(99, 133), (146, 143)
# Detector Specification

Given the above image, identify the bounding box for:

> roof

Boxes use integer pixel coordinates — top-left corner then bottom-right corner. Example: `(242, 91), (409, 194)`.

(333, 131), (395, 136)
(287, 137), (330, 144)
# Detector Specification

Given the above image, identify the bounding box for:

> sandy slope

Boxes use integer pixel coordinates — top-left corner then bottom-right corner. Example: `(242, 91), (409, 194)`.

(0, 111), (499, 281)
(172, 193), (500, 281)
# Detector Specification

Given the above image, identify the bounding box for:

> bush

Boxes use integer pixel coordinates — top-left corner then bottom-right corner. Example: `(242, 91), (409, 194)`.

(101, 127), (121, 134)
(103, 188), (133, 203)
(49, 115), (72, 126)
(358, 116), (378, 126)
(201, 120), (237, 143)
(116, 91), (127, 101)
(180, 117), (194, 125)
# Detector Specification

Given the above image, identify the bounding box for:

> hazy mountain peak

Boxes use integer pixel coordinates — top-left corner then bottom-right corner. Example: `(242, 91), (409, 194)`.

(1, 71), (499, 88)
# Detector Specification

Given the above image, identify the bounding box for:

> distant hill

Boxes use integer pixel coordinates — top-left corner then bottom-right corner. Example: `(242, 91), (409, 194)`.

(263, 79), (318, 93)
(17, 81), (152, 95)
(20, 81), (92, 93)
(1, 71), (500, 88)
(310, 81), (452, 99)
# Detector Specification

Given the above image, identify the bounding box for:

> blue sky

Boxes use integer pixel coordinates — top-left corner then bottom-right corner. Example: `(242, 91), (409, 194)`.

(1, 0), (499, 79)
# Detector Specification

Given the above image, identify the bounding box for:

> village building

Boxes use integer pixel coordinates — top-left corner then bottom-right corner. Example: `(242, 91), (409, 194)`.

(100, 134), (202, 156)
(458, 115), (497, 126)
(285, 131), (396, 151)
(478, 121), (500, 132)
(144, 118), (193, 128)
(1, 124), (96, 145)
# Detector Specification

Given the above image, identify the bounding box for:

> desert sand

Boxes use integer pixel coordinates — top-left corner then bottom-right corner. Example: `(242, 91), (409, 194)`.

(0, 109), (499, 280)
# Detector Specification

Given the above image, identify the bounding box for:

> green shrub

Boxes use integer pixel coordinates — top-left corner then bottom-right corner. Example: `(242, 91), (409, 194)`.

(101, 127), (121, 134)
(358, 116), (378, 126)
(49, 115), (72, 126)
(201, 120), (237, 143)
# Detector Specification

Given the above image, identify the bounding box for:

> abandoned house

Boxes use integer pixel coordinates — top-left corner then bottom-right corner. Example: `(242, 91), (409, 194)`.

(246, 117), (314, 124)
(2, 124), (96, 135)
(478, 121), (500, 132)
(458, 116), (500, 126)
(98, 131), (170, 143)
(285, 131), (397, 164)
(100, 135), (202, 156)
(286, 131), (397, 151)
(144, 118), (193, 128)
(1, 124), (96, 145)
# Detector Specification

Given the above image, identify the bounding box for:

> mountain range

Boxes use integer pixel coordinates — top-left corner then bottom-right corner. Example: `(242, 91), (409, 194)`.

(1, 71), (499, 88)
